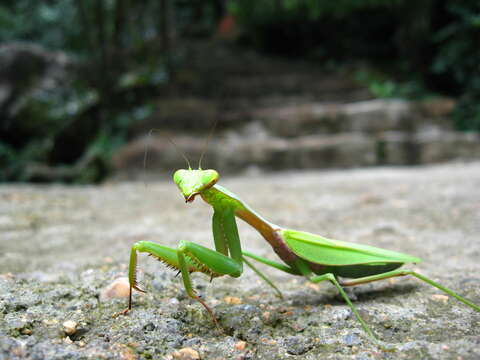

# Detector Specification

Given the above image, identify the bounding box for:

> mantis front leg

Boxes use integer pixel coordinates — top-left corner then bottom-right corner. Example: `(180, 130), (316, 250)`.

(176, 240), (242, 327)
(115, 206), (290, 324)
(114, 240), (243, 326)
(114, 239), (290, 323)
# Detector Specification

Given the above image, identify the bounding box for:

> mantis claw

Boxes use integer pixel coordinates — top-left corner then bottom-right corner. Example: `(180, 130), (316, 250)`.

(112, 308), (130, 318)
(132, 284), (146, 293)
(192, 294), (221, 331)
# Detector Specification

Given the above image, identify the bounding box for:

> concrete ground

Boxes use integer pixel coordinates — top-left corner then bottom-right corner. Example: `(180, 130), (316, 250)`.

(1, 162), (479, 359)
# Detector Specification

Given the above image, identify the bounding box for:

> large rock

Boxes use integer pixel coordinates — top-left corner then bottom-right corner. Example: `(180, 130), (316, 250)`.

(1, 163), (480, 358)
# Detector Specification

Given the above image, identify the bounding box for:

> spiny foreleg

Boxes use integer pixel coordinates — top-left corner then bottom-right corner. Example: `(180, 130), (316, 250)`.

(113, 240), (243, 327)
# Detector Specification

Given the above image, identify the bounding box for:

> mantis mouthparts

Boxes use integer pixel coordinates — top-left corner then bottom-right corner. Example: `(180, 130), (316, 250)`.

(185, 193), (199, 203)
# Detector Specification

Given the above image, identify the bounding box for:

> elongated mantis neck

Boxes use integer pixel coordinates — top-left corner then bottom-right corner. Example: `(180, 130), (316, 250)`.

(200, 184), (299, 265)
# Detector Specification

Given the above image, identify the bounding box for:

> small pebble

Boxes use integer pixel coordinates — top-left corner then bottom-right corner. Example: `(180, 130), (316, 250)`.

(430, 294), (449, 303)
(43, 319), (59, 326)
(224, 296), (242, 305)
(171, 347), (200, 360)
(63, 336), (73, 344)
(62, 320), (78, 336)
(284, 336), (312, 355)
(261, 338), (277, 345)
(100, 277), (130, 300)
(21, 328), (32, 335)
(305, 283), (319, 291)
(234, 341), (247, 351)
(144, 322), (155, 331)
(0, 272), (15, 280)
(343, 333), (362, 346)
(169, 298), (180, 305)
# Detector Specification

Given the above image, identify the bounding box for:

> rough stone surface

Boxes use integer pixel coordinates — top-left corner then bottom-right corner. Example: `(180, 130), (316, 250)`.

(1, 162), (480, 359)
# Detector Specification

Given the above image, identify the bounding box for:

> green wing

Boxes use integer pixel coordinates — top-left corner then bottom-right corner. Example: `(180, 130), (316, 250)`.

(282, 229), (421, 266)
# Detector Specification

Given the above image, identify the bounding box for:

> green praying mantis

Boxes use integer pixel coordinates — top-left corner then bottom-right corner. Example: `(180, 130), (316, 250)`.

(115, 157), (480, 341)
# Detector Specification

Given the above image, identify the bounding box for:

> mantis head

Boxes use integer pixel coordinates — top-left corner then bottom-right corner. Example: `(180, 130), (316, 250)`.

(173, 169), (219, 202)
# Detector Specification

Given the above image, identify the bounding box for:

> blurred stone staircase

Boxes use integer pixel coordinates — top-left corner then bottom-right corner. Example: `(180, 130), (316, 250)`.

(113, 43), (480, 177)
(114, 97), (480, 176)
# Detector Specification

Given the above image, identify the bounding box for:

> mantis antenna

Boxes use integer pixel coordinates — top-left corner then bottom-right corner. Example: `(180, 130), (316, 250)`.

(198, 118), (219, 170)
(143, 129), (192, 186)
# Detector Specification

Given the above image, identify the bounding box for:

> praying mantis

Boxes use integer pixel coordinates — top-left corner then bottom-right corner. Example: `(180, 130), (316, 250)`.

(115, 164), (480, 341)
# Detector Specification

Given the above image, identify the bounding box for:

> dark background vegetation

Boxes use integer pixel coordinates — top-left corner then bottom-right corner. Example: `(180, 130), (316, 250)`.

(0, 0), (479, 183)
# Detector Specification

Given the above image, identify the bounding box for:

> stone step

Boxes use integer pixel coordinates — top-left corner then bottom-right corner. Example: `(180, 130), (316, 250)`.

(381, 129), (480, 165)
(112, 129), (480, 178)
(131, 97), (455, 138)
(220, 73), (370, 100)
(254, 98), (455, 137)
(183, 42), (370, 99)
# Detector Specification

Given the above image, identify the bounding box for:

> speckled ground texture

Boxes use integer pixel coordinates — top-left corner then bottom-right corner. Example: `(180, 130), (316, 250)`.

(1, 162), (480, 360)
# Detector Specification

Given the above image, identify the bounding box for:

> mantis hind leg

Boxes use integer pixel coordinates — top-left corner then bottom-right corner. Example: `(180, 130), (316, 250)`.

(309, 273), (378, 340)
(339, 269), (480, 312)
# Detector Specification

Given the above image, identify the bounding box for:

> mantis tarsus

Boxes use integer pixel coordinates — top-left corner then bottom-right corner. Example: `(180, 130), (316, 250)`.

(115, 167), (480, 341)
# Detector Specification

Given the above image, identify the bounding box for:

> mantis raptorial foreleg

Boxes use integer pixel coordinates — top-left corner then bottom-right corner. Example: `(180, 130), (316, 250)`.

(176, 240), (241, 328)
(116, 239), (289, 325)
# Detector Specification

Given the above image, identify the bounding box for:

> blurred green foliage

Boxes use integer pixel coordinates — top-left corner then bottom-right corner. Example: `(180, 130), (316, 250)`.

(0, 1), (80, 51)
(0, 0), (176, 182)
(0, 0), (479, 183)
(229, 0), (480, 131)
(431, 1), (480, 131)
(354, 70), (429, 100)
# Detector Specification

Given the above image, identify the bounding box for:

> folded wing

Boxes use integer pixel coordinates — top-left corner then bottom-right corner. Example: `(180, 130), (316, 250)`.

(282, 229), (421, 266)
